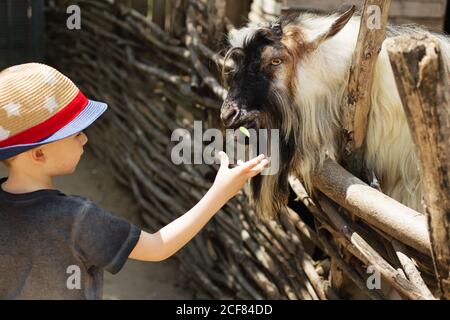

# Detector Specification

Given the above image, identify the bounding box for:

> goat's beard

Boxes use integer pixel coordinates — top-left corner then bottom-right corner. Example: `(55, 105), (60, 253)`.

(248, 88), (302, 219)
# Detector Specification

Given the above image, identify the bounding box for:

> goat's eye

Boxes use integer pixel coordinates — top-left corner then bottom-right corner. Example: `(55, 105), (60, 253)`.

(224, 69), (236, 75)
(271, 58), (282, 66)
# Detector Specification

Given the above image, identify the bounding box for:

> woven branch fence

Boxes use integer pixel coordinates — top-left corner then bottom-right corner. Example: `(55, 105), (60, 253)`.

(46, 0), (447, 299)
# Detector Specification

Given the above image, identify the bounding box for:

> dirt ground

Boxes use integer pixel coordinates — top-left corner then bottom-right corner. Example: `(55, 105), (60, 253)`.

(0, 149), (193, 300)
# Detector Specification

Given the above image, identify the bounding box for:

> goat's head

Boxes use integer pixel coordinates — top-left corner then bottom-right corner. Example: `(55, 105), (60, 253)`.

(221, 6), (355, 218)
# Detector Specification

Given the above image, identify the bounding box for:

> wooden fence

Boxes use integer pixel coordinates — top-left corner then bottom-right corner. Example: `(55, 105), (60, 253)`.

(0, 0), (45, 69)
(45, 0), (449, 299)
(249, 0), (448, 32)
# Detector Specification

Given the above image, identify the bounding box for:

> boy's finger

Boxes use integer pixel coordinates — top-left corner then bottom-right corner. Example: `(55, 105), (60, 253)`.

(248, 159), (269, 176)
(242, 154), (265, 170)
(237, 159), (244, 166)
(218, 151), (229, 168)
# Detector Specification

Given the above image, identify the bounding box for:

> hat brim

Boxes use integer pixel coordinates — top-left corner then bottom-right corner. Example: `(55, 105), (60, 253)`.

(0, 99), (108, 160)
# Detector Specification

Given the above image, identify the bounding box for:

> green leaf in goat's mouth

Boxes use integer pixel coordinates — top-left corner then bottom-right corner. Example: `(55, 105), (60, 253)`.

(239, 126), (250, 138)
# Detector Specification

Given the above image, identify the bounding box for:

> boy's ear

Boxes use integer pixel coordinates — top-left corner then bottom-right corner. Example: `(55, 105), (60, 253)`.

(29, 147), (46, 163)
(309, 5), (356, 49)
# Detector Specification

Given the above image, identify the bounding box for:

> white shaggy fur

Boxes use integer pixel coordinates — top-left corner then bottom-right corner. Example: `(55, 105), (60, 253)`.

(229, 13), (450, 213)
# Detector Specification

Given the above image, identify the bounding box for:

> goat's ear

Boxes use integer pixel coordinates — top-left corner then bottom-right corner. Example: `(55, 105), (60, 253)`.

(310, 5), (355, 48)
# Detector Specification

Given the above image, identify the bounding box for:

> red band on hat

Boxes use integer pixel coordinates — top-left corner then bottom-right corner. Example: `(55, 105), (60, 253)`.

(0, 91), (89, 148)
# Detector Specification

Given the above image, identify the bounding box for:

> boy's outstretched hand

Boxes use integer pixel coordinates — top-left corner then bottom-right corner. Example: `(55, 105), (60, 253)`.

(213, 151), (269, 201)
(129, 152), (268, 262)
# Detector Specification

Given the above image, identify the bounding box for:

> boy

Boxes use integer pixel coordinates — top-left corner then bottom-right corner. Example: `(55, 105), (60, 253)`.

(0, 63), (268, 299)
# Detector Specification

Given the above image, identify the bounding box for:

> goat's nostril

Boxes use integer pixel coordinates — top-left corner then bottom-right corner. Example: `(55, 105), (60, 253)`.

(221, 107), (240, 126)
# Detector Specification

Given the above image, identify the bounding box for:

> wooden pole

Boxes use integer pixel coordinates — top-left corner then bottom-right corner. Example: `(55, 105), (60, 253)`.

(131, 0), (148, 15)
(225, 0), (252, 27)
(152, 0), (166, 29)
(387, 33), (450, 300)
(341, 0), (391, 176)
(318, 196), (434, 300)
(311, 158), (431, 255)
(207, 0), (227, 47)
(392, 240), (435, 299)
(337, 0), (391, 296)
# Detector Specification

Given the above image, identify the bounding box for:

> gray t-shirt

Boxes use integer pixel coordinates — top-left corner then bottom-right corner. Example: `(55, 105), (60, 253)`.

(0, 177), (141, 300)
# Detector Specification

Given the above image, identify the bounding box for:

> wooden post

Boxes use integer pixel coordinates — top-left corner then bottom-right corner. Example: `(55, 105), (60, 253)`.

(115, 0), (131, 6)
(152, 0), (166, 29)
(131, 0), (148, 16)
(115, 0), (148, 15)
(170, 0), (188, 38)
(207, 0), (227, 47)
(335, 0), (391, 295)
(341, 0), (391, 176)
(387, 33), (450, 300)
(226, 0), (252, 27)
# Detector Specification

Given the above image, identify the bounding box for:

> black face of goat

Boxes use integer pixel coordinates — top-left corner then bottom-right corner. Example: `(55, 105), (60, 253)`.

(220, 6), (356, 134)
(221, 27), (288, 132)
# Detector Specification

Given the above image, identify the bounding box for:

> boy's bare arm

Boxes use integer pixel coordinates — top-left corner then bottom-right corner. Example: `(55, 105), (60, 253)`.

(128, 152), (268, 262)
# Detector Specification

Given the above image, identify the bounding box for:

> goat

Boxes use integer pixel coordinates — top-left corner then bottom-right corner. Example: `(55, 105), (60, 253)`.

(220, 6), (450, 219)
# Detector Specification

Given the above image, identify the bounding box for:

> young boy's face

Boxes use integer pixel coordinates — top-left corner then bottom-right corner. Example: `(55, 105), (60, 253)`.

(39, 131), (88, 175)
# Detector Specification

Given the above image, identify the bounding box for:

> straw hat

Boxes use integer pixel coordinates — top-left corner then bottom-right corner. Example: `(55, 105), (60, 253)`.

(0, 63), (107, 160)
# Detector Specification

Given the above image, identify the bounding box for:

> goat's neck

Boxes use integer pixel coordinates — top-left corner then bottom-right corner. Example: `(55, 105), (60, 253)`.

(291, 18), (360, 184)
